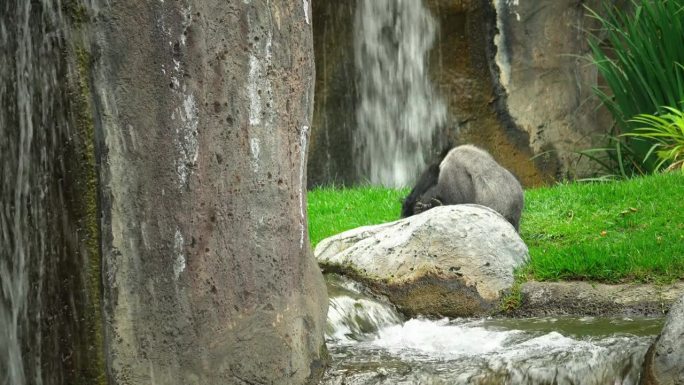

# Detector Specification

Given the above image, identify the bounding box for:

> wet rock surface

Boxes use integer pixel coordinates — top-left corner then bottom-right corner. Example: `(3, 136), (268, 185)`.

(511, 281), (684, 318)
(641, 294), (684, 385)
(315, 205), (529, 317)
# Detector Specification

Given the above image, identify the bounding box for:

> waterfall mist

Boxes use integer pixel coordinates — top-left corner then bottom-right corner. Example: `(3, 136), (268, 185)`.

(354, 0), (447, 187)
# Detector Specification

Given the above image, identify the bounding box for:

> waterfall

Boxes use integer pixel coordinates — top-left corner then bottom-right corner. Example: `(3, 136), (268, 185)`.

(354, 0), (447, 187)
(1, 3), (64, 383)
(323, 275), (659, 385)
(326, 274), (403, 342)
(1, 2), (103, 384)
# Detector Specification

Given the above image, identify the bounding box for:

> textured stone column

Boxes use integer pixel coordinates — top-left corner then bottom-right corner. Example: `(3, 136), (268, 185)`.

(91, 1), (327, 384)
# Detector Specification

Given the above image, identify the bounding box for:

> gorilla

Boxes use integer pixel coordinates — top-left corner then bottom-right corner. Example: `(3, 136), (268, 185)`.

(401, 145), (524, 231)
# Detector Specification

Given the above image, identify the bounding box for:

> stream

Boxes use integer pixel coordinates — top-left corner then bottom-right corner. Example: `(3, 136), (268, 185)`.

(323, 275), (661, 385)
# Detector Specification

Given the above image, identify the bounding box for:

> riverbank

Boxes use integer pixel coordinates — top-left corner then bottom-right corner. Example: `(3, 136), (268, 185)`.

(506, 280), (684, 318)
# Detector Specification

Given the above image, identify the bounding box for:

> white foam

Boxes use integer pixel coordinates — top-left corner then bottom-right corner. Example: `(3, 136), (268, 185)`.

(327, 295), (402, 342)
(353, 0), (448, 187)
(372, 318), (519, 356)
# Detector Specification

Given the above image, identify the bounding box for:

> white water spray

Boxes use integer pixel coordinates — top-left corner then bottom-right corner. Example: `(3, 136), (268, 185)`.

(1, 2), (68, 384)
(354, 0), (447, 187)
(324, 274), (658, 385)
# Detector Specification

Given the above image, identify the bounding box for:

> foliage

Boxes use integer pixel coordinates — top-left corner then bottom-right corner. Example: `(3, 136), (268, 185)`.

(573, 134), (647, 180)
(586, 0), (684, 174)
(626, 106), (684, 171)
(499, 269), (530, 312)
(308, 173), (684, 283)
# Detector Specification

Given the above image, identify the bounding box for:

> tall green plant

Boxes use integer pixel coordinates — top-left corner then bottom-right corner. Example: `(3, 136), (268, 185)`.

(586, 0), (684, 174)
(627, 106), (684, 171)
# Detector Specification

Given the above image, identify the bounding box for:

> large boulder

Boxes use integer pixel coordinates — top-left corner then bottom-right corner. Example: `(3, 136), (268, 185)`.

(641, 295), (684, 385)
(315, 205), (529, 317)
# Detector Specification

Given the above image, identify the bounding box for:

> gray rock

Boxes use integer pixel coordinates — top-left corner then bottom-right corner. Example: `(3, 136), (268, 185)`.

(315, 205), (528, 317)
(493, 0), (623, 178)
(513, 281), (684, 317)
(92, 1), (327, 384)
(641, 295), (684, 385)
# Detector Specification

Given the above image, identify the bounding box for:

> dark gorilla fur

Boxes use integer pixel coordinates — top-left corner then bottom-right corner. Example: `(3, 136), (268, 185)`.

(401, 145), (524, 231)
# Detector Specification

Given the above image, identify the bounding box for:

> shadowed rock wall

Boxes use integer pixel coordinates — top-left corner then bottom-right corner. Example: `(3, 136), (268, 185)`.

(90, 1), (328, 384)
(426, 0), (552, 187)
(309, 1), (359, 186)
(493, 0), (619, 181)
(310, 0), (620, 187)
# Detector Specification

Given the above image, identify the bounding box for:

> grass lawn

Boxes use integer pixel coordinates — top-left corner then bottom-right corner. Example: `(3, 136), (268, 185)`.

(307, 185), (408, 247)
(307, 172), (684, 283)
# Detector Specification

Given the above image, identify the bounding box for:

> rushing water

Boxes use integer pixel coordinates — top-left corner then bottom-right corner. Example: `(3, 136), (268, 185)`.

(354, 0), (448, 187)
(1, 2), (102, 385)
(324, 274), (661, 385)
(1, 2), (66, 383)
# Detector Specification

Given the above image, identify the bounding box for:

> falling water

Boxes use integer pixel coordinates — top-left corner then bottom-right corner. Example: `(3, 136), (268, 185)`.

(1, 1), (102, 384)
(324, 274), (660, 384)
(354, 0), (448, 187)
(325, 274), (404, 342)
(1, 2), (63, 383)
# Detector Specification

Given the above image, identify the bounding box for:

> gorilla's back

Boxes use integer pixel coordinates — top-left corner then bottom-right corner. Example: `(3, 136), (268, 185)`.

(437, 145), (524, 230)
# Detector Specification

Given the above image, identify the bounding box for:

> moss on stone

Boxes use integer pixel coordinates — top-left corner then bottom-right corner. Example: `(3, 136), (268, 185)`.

(498, 268), (528, 313)
(322, 263), (493, 318)
(67, 42), (107, 385)
(378, 275), (490, 318)
(306, 342), (331, 385)
(62, 0), (89, 26)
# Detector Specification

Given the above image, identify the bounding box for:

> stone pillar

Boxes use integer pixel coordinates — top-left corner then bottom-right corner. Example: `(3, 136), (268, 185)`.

(91, 1), (328, 384)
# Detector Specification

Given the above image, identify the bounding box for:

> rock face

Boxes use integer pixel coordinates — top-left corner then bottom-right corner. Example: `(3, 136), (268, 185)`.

(493, 0), (623, 180)
(315, 205), (529, 317)
(308, 1), (360, 187)
(513, 281), (684, 318)
(310, 0), (625, 187)
(641, 295), (684, 385)
(91, 1), (328, 384)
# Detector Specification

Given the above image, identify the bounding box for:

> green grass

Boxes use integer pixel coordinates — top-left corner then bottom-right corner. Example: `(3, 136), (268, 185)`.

(307, 185), (409, 247)
(308, 173), (684, 283)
